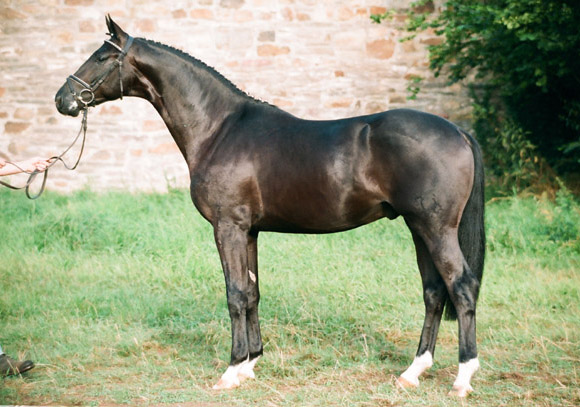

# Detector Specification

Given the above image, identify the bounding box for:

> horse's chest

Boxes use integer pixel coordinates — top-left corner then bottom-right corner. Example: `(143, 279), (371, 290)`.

(190, 169), (261, 223)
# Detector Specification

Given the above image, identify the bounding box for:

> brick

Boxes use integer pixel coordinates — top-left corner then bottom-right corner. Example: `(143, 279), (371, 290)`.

(91, 150), (111, 160)
(79, 20), (96, 33)
(366, 39), (395, 59)
(235, 10), (253, 22)
(370, 6), (387, 15)
(273, 98), (294, 108)
(142, 120), (166, 132)
(136, 19), (155, 32)
(0, 7), (26, 19)
(220, 0), (245, 9)
(337, 6), (354, 21)
(420, 36), (444, 46)
(281, 7), (293, 21)
(365, 101), (387, 114)
(0, 88), (5, 98)
(14, 108), (34, 120)
(99, 106), (123, 115)
(328, 98), (353, 108)
(149, 142), (179, 154)
(64, 0), (94, 5)
(389, 94), (407, 104)
(56, 31), (74, 45)
(356, 8), (368, 17)
(401, 39), (417, 53)
(257, 44), (290, 57)
(5, 122), (30, 134)
(172, 9), (187, 19)
(258, 31), (275, 42)
(190, 9), (213, 19)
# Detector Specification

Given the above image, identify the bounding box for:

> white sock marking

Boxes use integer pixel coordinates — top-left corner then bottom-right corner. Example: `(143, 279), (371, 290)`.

(452, 357), (479, 395)
(238, 355), (260, 380)
(400, 351), (433, 387)
(213, 363), (242, 390)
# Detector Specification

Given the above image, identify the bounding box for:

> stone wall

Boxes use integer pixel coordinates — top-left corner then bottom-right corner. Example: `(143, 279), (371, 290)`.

(0, 0), (471, 193)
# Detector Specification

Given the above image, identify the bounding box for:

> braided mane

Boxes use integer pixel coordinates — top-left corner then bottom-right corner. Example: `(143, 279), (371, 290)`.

(143, 38), (274, 107)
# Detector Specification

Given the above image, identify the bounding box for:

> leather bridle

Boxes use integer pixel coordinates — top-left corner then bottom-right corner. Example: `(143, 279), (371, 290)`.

(0, 35), (134, 199)
(66, 35), (134, 107)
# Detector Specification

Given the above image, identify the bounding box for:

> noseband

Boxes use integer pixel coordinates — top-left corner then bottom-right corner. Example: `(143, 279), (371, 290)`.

(0, 35), (135, 199)
(67, 35), (134, 106)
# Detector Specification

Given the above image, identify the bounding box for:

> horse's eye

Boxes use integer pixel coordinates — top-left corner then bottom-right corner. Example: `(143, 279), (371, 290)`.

(97, 54), (109, 62)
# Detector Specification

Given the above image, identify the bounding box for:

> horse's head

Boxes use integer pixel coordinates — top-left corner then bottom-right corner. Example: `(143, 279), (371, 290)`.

(55, 15), (135, 117)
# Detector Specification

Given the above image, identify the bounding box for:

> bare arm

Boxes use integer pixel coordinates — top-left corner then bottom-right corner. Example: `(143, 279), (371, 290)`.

(0, 157), (50, 176)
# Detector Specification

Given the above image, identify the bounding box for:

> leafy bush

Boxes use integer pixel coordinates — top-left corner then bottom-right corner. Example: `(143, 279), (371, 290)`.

(373, 0), (580, 190)
(546, 183), (580, 244)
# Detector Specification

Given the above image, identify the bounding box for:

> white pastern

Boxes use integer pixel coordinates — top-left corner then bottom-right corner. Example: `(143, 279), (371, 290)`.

(212, 364), (242, 390)
(397, 351), (433, 388)
(450, 357), (480, 397)
(238, 356), (260, 382)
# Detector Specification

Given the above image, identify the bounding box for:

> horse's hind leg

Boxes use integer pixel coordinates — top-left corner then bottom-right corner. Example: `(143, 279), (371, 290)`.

(397, 230), (446, 389)
(423, 227), (480, 397)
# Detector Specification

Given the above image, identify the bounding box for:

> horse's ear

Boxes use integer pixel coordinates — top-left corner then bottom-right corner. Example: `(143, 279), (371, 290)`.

(105, 14), (128, 41)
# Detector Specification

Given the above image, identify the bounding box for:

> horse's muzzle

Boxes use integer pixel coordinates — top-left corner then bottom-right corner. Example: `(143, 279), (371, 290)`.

(55, 85), (81, 117)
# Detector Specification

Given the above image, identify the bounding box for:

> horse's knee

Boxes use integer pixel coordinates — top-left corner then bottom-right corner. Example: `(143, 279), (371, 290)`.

(227, 289), (248, 318)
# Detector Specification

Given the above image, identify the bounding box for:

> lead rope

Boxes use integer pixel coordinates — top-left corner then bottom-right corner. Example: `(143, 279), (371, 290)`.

(0, 106), (89, 199)
(1, 35), (133, 200)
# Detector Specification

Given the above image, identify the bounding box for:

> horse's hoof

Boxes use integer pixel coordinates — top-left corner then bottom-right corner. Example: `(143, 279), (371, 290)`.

(238, 368), (255, 383)
(396, 376), (418, 389)
(448, 384), (473, 398)
(212, 377), (240, 390)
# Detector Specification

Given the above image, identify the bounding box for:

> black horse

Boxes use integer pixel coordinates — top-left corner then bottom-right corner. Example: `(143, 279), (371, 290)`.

(55, 17), (485, 397)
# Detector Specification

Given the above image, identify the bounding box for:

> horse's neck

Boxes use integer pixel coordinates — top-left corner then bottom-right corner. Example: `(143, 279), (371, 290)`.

(132, 40), (247, 171)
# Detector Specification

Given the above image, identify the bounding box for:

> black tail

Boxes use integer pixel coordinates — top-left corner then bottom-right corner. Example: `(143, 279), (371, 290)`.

(444, 130), (486, 320)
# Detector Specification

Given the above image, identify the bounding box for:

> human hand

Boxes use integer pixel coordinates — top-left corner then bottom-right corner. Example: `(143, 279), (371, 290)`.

(25, 157), (51, 173)
(0, 158), (6, 169)
(12, 157), (51, 173)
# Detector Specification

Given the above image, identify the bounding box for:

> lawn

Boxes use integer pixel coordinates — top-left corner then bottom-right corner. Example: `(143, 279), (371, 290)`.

(0, 188), (578, 406)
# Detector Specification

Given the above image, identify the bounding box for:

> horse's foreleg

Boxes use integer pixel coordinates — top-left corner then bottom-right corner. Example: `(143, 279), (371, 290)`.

(397, 231), (445, 389)
(212, 221), (253, 390)
(238, 231), (262, 382)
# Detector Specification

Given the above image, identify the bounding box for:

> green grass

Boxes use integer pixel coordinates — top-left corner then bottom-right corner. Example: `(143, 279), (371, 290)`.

(0, 188), (579, 406)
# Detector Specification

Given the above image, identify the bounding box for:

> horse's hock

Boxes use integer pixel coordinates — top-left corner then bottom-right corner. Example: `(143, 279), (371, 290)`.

(0, 1), (472, 193)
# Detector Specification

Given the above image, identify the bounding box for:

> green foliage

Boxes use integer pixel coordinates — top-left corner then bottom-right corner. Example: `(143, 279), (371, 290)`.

(406, 75), (423, 100)
(374, 0), (580, 189)
(422, 0), (579, 173)
(470, 85), (544, 191)
(546, 182), (580, 243)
